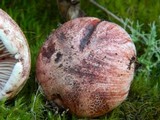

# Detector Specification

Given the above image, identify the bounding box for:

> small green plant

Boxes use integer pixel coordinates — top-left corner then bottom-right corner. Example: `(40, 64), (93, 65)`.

(131, 22), (160, 89)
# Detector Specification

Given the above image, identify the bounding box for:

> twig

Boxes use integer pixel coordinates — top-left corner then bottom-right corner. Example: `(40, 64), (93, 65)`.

(90, 0), (147, 40)
(90, 0), (125, 26)
(90, 0), (131, 29)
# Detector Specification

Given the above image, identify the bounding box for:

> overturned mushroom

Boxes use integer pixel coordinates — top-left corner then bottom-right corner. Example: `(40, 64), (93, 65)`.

(36, 17), (136, 118)
(0, 9), (31, 100)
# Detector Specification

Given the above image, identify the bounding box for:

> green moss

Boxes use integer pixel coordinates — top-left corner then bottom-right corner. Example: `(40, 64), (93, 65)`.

(0, 0), (160, 119)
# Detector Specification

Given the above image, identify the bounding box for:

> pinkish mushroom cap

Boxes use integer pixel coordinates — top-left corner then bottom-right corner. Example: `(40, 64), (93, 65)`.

(36, 17), (136, 118)
(0, 9), (31, 100)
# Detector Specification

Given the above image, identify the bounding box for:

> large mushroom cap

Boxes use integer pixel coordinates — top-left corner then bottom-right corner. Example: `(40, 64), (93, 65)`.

(36, 17), (136, 118)
(0, 9), (31, 100)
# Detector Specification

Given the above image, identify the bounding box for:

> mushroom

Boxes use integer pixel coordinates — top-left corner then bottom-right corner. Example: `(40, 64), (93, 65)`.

(0, 9), (31, 100)
(36, 17), (136, 118)
(57, 0), (85, 21)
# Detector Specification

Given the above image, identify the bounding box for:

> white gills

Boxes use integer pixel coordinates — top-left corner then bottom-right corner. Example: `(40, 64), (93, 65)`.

(0, 9), (31, 100)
